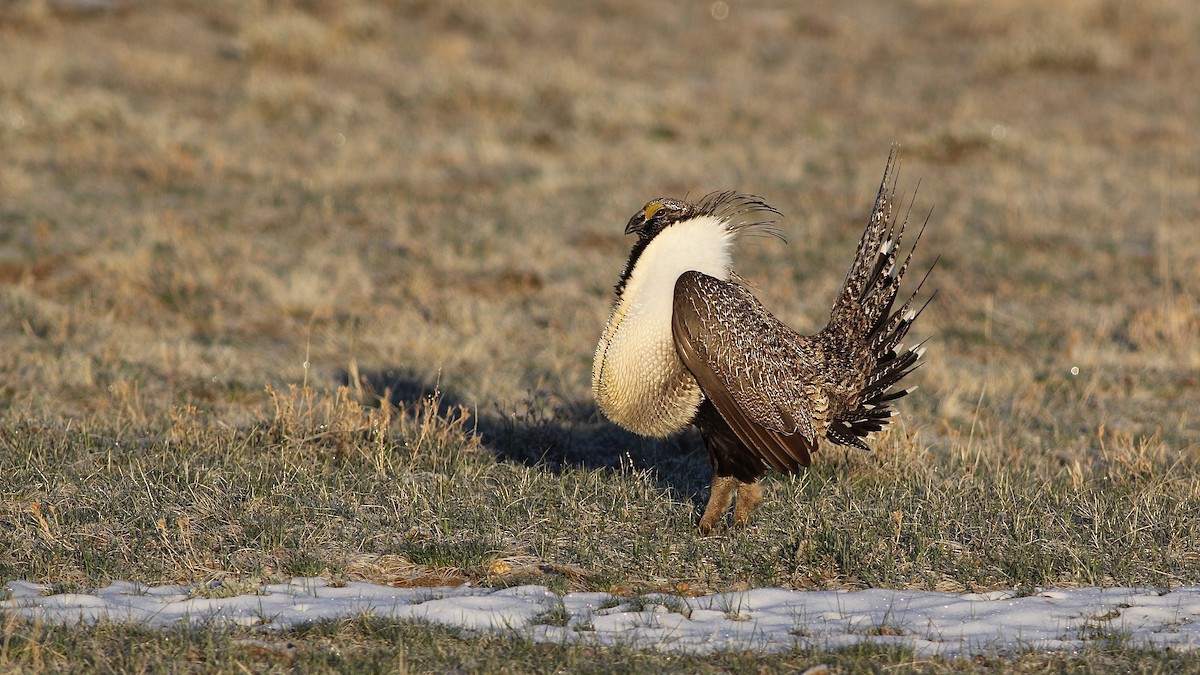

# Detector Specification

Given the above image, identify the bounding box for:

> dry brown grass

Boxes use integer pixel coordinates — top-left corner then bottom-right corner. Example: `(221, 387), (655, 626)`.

(1, 0), (1197, 606)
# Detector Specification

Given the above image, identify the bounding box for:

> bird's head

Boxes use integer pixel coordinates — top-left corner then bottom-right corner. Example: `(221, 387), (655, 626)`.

(611, 192), (784, 298)
(624, 198), (697, 239)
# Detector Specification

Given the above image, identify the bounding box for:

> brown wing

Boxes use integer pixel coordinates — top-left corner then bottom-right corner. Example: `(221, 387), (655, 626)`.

(692, 399), (767, 482)
(671, 271), (820, 473)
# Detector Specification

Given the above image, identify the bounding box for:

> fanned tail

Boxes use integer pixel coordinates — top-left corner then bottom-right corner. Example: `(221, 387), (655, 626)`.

(831, 146), (897, 318)
(825, 145), (937, 450)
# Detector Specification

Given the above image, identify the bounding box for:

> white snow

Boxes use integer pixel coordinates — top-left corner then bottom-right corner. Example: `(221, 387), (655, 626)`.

(4, 579), (1198, 657)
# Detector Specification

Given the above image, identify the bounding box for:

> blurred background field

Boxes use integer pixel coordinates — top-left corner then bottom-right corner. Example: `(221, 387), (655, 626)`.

(1, 0), (1198, 595)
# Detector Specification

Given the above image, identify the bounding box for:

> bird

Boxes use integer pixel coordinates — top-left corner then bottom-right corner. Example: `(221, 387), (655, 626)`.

(592, 147), (934, 533)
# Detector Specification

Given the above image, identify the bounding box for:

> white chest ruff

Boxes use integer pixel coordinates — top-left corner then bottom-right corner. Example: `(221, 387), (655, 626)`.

(592, 215), (734, 437)
(593, 303), (702, 436)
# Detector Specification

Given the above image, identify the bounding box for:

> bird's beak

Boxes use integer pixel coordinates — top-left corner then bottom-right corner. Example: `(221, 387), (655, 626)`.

(624, 215), (645, 236)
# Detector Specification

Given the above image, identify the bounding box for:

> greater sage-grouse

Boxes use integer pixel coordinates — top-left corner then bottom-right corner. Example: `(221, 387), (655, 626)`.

(592, 148), (934, 533)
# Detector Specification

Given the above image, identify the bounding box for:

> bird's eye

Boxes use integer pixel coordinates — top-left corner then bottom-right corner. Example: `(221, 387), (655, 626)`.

(642, 202), (665, 220)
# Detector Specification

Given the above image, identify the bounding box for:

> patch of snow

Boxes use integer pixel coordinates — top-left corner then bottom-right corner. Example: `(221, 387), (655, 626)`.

(4, 579), (1198, 657)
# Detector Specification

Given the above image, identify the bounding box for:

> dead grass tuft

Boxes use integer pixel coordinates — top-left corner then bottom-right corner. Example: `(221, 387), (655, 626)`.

(1122, 295), (1200, 357)
(333, 5), (387, 42)
(241, 10), (333, 72)
(989, 32), (1127, 73)
(263, 383), (480, 476)
(343, 554), (469, 588)
(244, 71), (349, 125)
(907, 124), (1016, 163)
(0, 0), (57, 34)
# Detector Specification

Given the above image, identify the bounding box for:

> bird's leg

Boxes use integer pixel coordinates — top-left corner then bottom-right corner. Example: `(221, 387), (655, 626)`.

(699, 475), (737, 534)
(699, 476), (764, 533)
(732, 479), (763, 527)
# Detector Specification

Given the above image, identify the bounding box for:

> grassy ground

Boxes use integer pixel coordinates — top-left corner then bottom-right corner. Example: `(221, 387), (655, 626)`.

(5, 617), (1199, 674)
(1, 0), (1198, 670)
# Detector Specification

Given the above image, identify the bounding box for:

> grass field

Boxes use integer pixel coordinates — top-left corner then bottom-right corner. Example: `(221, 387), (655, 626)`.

(2, 0), (1198, 670)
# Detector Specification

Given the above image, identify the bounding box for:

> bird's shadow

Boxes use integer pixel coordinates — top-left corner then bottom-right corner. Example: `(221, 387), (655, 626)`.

(338, 367), (714, 509)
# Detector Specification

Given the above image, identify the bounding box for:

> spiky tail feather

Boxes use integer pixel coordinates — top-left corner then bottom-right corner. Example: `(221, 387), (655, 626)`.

(826, 146), (937, 450)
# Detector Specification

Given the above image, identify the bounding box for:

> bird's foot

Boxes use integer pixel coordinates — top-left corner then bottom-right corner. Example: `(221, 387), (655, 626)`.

(698, 476), (762, 534)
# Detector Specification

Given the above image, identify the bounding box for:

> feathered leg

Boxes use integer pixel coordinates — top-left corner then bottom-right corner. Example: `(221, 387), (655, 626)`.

(732, 480), (763, 526)
(694, 400), (768, 533)
(700, 475), (737, 534)
(699, 477), (765, 533)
